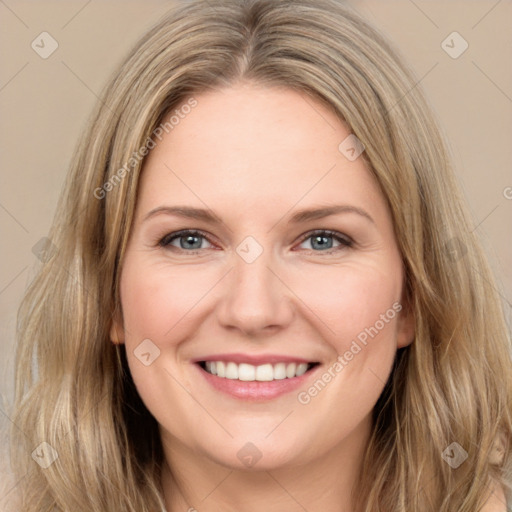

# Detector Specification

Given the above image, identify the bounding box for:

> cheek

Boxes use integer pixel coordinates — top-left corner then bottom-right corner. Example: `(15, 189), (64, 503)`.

(292, 262), (402, 350)
(118, 256), (211, 436)
(120, 257), (215, 341)
(290, 266), (402, 441)
(290, 261), (403, 420)
(339, 277), (401, 358)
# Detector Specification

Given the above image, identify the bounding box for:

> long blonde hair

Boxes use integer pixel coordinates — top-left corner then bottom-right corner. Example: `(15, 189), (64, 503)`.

(11, 0), (511, 510)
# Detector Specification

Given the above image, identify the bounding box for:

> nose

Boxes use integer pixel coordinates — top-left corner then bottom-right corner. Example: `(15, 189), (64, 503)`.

(216, 246), (294, 336)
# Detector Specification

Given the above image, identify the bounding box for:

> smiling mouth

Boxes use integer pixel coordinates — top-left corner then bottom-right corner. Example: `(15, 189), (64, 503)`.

(198, 361), (320, 382)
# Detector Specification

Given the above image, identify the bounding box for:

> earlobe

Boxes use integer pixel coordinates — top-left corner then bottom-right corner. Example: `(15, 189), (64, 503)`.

(396, 302), (415, 349)
(109, 308), (125, 345)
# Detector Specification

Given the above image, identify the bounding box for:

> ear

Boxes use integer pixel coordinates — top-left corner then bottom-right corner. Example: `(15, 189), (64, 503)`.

(396, 299), (415, 349)
(109, 307), (125, 345)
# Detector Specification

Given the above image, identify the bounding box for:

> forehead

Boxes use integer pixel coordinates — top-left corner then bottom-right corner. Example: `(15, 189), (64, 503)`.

(137, 84), (385, 222)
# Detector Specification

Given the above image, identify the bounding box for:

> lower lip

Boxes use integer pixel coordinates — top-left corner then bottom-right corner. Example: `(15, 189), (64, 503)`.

(195, 363), (320, 401)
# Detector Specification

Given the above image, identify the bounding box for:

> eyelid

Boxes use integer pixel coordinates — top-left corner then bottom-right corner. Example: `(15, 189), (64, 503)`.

(297, 229), (353, 247)
(157, 228), (354, 253)
(158, 229), (215, 249)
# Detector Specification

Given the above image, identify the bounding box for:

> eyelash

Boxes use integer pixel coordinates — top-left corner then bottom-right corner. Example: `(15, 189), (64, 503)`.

(157, 229), (353, 255)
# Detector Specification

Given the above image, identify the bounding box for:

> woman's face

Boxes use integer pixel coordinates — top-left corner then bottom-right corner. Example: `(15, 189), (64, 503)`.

(112, 83), (414, 472)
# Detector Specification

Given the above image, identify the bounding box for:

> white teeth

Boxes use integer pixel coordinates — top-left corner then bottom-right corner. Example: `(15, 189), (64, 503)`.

(225, 362), (238, 380)
(255, 364), (273, 381)
(286, 363), (297, 378)
(296, 363), (308, 376)
(216, 361), (226, 377)
(273, 363), (287, 380)
(202, 361), (313, 381)
(238, 363), (255, 381)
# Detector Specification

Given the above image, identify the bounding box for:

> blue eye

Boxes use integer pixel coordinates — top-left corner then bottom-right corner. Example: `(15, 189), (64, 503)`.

(158, 229), (353, 255)
(159, 230), (212, 253)
(298, 230), (353, 253)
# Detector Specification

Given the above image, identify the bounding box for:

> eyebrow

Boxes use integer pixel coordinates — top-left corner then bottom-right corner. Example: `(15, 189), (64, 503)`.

(143, 204), (374, 225)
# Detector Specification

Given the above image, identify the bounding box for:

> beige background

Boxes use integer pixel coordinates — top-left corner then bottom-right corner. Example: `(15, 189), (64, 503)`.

(1, 0), (511, 499)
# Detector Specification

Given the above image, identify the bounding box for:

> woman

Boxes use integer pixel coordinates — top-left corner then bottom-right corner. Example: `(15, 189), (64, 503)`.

(9, 0), (511, 510)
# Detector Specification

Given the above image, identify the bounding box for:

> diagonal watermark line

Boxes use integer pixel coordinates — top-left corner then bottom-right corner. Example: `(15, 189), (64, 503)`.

(385, 62), (439, 117)
(61, 61), (122, 121)
(265, 410), (294, 438)
(0, 0), (29, 28)
(0, 62), (29, 94)
(472, 0), (502, 29)
(266, 471), (310, 511)
(200, 470), (234, 502)
(61, 0), (92, 29)
(0, 202), (29, 233)
(164, 268), (233, 336)
(407, 0), (439, 28)
(162, 367), (234, 438)
(265, 267), (336, 335)
(61, 60), (100, 98)
(471, 263), (511, 309)
(267, 163), (337, 234)
(0, 470), (29, 507)
(472, 61), (512, 104)
(367, 366), (386, 385)
(62, 266), (92, 298)
(301, 95), (336, 130)
(0, 404), (30, 441)
(0, 266), (28, 297)
(62, 391), (109, 438)
(470, 204), (500, 233)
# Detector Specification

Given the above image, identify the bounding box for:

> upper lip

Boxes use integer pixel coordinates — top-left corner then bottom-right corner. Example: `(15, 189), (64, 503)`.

(192, 353), (317, 365)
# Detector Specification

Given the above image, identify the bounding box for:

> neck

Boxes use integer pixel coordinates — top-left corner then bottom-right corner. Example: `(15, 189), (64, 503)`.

(161, 416), (370, 512)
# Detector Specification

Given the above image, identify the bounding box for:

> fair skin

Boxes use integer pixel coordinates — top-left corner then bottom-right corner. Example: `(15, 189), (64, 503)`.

(111, 83), (416, 511)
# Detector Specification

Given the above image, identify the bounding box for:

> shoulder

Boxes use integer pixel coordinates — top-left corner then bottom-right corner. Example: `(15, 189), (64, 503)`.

(480, 482), (508, 512)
